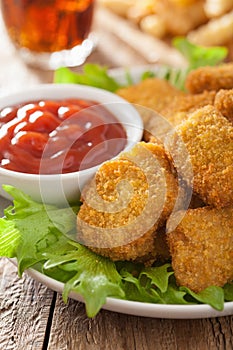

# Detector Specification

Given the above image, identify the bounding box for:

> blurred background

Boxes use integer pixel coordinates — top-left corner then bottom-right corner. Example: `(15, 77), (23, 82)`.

(97, 0), (233, 62)
(0, 0), (233, 89)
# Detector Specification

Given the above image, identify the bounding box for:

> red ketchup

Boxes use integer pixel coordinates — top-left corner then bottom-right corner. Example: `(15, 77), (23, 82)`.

(0, 99), (127, 174)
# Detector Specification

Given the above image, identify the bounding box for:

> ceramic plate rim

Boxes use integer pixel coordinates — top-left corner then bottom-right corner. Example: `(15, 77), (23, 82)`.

(24, 264), (233, 319)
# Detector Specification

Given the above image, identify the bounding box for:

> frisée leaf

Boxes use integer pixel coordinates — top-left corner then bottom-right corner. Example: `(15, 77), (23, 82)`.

(43, 241), (125, 318)
(1, 185), (79, 275)
(0, 184), (231, 317)
(173, 37), (228, 69)
(180, 286), (225, 311)
(54, 64), (121, 92)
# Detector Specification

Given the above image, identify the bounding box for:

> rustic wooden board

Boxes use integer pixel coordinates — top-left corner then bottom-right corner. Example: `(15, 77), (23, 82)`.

(46, 293), (233, 350)
(0, 259), (54, 350)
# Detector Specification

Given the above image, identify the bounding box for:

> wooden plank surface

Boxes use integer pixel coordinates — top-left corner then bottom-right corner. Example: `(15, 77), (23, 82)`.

(0, 5), (233, 350)
(1, 258), (233, 350)
(0, 258), (55, 350)
(46, 294), (233, 350)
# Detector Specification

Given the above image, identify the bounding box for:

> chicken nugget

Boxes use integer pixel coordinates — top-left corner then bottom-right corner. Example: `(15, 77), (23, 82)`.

(117, 78), (216, 141)
(117, 77), (184, 116)
(168, 105), (233, 207)
(185, 63), (233, 94)
(214, 88), (233, 123)
(117, 77), (184, 141)
(77, 142), (178, 263)
(161, 90), (216, 126)
(167, 206), (233, 292)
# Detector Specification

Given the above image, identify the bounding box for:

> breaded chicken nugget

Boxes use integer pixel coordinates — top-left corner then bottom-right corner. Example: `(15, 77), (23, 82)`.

(161, 90), (216, 126)
(168, 105), (233, 208)
(117, 77), (184, 116)
(117, 78), (184, 141)
(117, 78), (215, 141)
(167, 206), (233, 292)
(214, 88), (233, 123)
(77, 142), (178, 262)
(185, 63), (233, 94)
(122, 141), (180, 223)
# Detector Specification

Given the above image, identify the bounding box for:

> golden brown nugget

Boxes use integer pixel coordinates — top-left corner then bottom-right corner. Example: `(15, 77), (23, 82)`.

(161, 90), (216, 125)
(117, 78), (215, 141)
(185, 63), (233, 94)
(77, 142), (178, 262)
(117, 78), (184, 116)
(169, 105), (233, 208)
(167, 207), (233, 292)
(214, 88), (233, 123)
(117, 77), (185, 138)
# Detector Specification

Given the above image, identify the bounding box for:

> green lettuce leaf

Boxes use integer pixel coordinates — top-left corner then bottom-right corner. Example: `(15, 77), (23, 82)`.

(0, 219), (20, 257)
(43, 241), (124, 318)
(1, 185), (79, 275)
(120, 267), (162, 303)
(0, 186), (124, 317)
(223, 283), (233, 301)
(160, 285), (190, 305)
(173, 37), (228, 69)
(54, 64), (121, 92)
(180, 286), (225, 311)
(0, 185), (232, 317)
(141, 263), (174, 293)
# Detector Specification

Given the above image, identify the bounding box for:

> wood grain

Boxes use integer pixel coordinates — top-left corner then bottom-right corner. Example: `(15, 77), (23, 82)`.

(46, 295), (233, 350)
(0, 259), (54, 350)
(1, 262), (233, 350)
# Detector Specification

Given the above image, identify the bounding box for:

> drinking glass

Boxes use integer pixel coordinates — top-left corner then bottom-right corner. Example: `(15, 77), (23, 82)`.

(1, 0), (96, 69)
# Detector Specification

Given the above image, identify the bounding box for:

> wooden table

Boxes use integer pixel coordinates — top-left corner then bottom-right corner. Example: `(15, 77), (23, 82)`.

(0, 6), (233, 350)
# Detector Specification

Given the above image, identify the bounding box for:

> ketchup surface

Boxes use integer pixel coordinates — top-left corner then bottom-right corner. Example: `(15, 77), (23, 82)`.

(0, 99), (127, 174)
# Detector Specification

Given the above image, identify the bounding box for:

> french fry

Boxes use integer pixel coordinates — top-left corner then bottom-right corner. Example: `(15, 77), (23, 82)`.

(169, 0), (198, 6)
(140, 14), (167, 38)
(188, 10), (233, 46)
(156, 0), (207, 36)
(204, 0), (233, 18)
(97, 0), (135, 17)
(97, 0), (233, 59)
(127, 0), (157, 24)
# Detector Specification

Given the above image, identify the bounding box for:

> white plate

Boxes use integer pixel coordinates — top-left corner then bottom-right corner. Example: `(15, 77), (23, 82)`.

(25, 266), (233, 319)
(10, 66), (233, 319)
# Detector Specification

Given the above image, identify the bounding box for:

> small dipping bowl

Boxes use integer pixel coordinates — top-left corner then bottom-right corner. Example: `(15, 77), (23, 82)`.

(0, 84), (143, 205)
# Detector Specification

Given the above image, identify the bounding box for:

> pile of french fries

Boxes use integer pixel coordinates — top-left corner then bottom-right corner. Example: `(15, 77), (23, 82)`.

(98, 0), (233, 53)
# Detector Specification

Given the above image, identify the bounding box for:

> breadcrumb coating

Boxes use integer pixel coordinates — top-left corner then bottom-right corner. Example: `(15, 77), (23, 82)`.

(77, 142), (178, 262)
(117, 78), (216, 141)
(167, 207), (233, 292)
(214, 88), (233, 123)
(117, 78), (184, 115)
(160, 90), (216, 125)
(185, 63), (233, 94)
(170, 105), (233, 207)
(117, 78), (183, 140)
